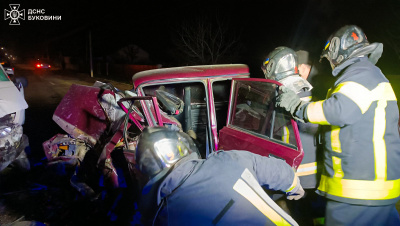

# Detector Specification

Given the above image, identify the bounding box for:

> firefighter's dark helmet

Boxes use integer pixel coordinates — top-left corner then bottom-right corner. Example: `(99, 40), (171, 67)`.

(262, 46), (298, 81)
(136, 126), (199, 183)
(320, 25), (369, 68)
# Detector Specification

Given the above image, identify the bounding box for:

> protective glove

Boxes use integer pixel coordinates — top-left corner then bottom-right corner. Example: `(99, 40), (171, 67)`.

(276, 86), (306, 122)
(286, 184), (305, 200)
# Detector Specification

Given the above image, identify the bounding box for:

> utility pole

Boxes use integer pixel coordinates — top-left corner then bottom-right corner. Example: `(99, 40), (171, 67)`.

(89, 30), (93, 77)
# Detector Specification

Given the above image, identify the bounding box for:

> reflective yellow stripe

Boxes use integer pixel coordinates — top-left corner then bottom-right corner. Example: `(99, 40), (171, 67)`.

(298, 162), (317, 169)
(318, 83), (398, 201)
(282, 126), (290, 143)
(296, 170), (317, 177)
(332, 156), (344, 178)
(318, 175), (400, 200)
(233, 179), (291, 225)
(331, 126), (341, 153)
(326, 88), (334, 98)
(296, 162), (317, 177)
(331, 123), (344, 179)
(374, 100), (388, 180)
(331, 82), (397, 114)
(307, 101), (330, 125)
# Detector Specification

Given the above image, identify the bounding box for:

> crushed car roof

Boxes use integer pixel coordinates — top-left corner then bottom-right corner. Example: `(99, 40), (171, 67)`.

(132, 64), (249, 89)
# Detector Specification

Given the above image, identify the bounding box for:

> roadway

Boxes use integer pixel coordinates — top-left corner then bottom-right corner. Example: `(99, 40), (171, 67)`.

(0, 66), (133, 225)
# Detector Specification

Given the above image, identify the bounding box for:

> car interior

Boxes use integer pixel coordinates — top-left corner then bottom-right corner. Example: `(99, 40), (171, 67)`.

(142, 80), (231, 158)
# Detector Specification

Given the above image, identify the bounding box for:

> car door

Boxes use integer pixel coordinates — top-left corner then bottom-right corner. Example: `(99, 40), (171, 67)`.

(218, 78), (304, 169)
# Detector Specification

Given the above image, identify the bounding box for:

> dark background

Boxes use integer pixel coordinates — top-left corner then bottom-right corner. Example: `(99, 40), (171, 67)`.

(1, 1), (400, 224)
(1, 0), (400, 76)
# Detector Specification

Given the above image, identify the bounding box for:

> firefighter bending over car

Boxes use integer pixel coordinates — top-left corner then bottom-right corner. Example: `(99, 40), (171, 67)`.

(276, 25), (400, 225)
(136, 126), (304, 225)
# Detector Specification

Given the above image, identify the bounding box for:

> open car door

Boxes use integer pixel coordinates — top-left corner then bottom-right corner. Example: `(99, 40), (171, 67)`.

(218, 78), (304, 169)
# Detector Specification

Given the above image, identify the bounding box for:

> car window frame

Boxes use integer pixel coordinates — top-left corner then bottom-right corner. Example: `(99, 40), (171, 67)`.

(226, 78), (302, 150)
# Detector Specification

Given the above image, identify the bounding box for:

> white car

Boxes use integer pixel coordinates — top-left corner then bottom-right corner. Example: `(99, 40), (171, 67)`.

(0, 63), (30, 171)
(1, 62), (14, 76)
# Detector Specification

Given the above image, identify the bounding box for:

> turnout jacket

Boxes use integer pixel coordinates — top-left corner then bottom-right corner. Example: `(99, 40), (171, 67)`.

(296, 56), (400, 205)
(153, 150), (301, 226)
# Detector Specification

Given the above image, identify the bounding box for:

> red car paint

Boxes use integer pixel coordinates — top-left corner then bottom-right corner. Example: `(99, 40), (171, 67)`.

(132, 64), (303, 168)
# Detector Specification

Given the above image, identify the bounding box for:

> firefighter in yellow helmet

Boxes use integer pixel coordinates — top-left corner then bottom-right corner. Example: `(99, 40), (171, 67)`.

(276, 25), (400, 225)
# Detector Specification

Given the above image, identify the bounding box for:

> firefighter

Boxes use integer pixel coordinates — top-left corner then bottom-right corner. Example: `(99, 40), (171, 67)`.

(262, 47), (322, 225)
(262, 47), (318, 188)
(276, 25), (400, 225)
(136, 126), (304, 225)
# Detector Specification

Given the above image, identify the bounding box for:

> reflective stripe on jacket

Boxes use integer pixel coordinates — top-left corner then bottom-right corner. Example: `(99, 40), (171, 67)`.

(280, 75), (319, 189)
(155, 151), (299, 225)
(303, 57), (400, 205)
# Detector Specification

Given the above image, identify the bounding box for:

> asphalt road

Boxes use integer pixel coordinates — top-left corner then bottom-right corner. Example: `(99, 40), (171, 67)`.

(0, 66), (134, 225)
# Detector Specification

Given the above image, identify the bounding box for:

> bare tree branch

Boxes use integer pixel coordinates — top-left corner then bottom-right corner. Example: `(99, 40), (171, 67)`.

(171, 14), (243, 65)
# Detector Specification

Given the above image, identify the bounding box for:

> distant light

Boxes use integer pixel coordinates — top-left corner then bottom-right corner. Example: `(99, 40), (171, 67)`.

(4, 53), (7, 55)
(36, 64), (41, 68)
(1, 47), (3, 50)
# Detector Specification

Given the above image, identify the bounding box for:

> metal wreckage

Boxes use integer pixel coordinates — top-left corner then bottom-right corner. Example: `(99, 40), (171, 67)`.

(0, 66), (30, 173)
(36, 64), (305, 223)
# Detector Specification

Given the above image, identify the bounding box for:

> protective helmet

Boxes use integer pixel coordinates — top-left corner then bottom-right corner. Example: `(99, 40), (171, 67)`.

(136, 126), (199, 183)
(320, 25), (369, 68)
(261, 46), (298, 81)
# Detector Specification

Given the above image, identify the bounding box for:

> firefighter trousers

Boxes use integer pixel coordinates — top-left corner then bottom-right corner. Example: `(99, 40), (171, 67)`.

(325, 200), (400, 226)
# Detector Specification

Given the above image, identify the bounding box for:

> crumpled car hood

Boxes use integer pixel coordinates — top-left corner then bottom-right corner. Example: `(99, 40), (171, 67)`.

(0, 81), (28, 118)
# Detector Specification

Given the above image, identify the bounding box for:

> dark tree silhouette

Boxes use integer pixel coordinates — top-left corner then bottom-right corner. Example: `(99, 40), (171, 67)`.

(171, 15), (243, 65)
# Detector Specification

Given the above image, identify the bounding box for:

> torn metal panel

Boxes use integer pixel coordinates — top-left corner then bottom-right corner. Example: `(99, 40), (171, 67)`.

(52, 84), (114, 146)
(0, 131), (29, 172)
(0, 115), (23, 148)
(42, 134), (90, 165)
(100, 93), (126, 123)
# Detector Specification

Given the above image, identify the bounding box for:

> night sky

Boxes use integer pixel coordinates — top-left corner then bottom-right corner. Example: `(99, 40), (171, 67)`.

(1, 0), (400, 75)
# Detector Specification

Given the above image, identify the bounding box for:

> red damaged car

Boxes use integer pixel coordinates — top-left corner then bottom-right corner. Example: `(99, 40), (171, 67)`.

(49, 64), (303, 199)
(131, 64), (303, 168)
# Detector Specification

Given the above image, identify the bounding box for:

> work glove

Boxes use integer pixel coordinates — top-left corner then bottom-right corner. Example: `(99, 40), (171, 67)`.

(286, 184), (305, 200)
(276, 86), (306, 122)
